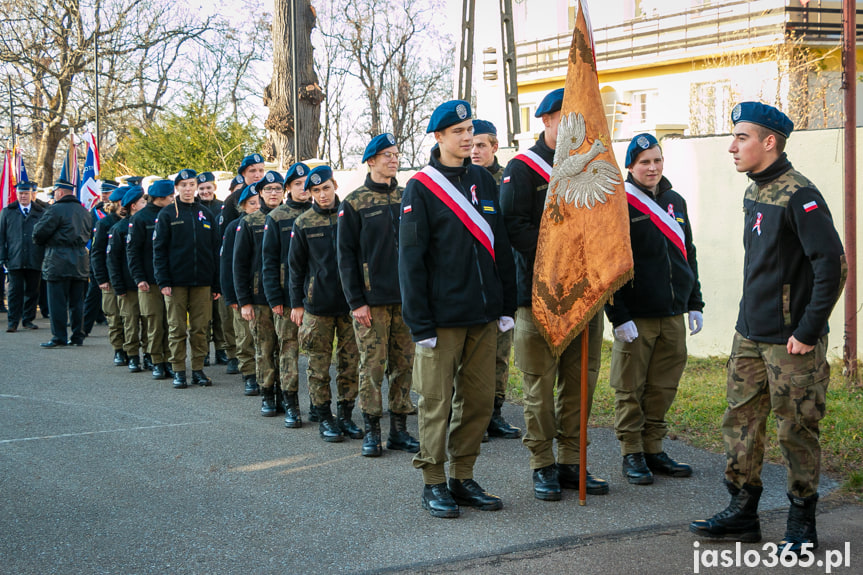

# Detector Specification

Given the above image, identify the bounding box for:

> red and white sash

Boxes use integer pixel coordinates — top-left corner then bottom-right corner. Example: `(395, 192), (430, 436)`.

(514, 150), (552, 183)
(625, 182), (687, 261)
(413, 166), (495, 261)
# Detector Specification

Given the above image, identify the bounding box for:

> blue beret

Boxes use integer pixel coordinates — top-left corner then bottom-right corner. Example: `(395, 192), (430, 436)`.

(304, 165), (333, 190)
(197, 171), (215, 184)
(15, 181), (37, 192)
(229, 174), (245, 191)
(731, 102), (794, 138)
(109, 185), (128, 203)
(238, 184), (259, 205)
(255, 170), (285, 192)
(427, 100), (472, 133)
(54, 178), (75, 191)
(238, 153), (264, 174)
(125, 176), (143, 186)
(100, 179), (119, 192)
(174, 169), (197, 185)
(362, 133), (398, 163)
(285, 162), (309, 184)
(625, 133), (660, 168)
(121, 185), (144, 208)
(535, 88), (564, 117)
(147, 180), (174, 198)
(472, 119), (497, 137)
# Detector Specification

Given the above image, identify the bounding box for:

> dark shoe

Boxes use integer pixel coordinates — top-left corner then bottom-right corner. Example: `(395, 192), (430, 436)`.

(243, 374), (259, 396)
(690, 482), (763, 543)
(67, 339), (83, 346)
(448, 478), (503, 511)
(308, 400), (321, 422)
(422, 483), (460, 518)
(192, 370), (212, 387)
(336, 401), (363, 439)
(215, 349), (229, 365)
(113, 350), (128, 366)
(779, 493), (818, 554)
(260, 387), (278, 417)
(487, 396), (521, 438)
(361, 413), (382, 457)
(314, 403), (345, 443)
(142, 353), (154, 371)
(387, 412), (420, 452)
(622, 453), (654, 485)
(40, 340), (66, 348)
(152, 362), (169, 380)
(283, 392), (302, 428)
(645, 451), (692, 477)
(533, 464), (562, 501)
(225, 357), (240, 374)
(128, 355), (142, 373)
(172, 370), (188, 389)
(164, 363), (175, 378)
(557, 463), (610, 495)
(6, 326), (16, 333)
(22, 322), (38, 330)
(203, 353), (210, 366)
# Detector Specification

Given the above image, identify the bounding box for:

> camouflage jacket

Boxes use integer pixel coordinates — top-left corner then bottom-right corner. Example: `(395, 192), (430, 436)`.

(261, 199), (311, 309)
(233, 204), (277, 307)
(738, 154), (846, 345)
(337, 175), (403, 309)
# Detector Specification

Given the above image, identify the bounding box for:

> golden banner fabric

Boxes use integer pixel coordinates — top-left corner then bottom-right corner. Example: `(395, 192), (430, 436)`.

(532, 0), (634, 355)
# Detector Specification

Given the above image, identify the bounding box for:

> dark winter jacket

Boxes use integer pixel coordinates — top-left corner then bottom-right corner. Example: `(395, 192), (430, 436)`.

(261, 199), (311, 309)
(91, 212), (119, 285)
(106, 217), (136, 296)
(233, 204), (278, 307)
(32, 194), (91, 281)
(127, 202), (161, 286)
(0, 201), (45, 270)
(153, 199), (220, 289)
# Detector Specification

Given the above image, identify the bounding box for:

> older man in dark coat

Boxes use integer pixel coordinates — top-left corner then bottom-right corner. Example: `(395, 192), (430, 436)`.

(32, 179), (92, 347)
(0, 181), (45, 332)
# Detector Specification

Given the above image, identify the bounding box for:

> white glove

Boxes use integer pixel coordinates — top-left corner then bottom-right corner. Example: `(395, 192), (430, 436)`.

(417, 337), (437, 349)
(688, 310), (703, 335)
(498, 316), (514, 332)
(613, 321), (638, 343)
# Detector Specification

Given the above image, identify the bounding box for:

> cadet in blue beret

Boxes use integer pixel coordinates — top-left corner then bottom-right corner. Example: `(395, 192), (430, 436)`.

(339, 131), (417, 452)
(229, 174), (245, 192)
(402, 98), (517, 517)
(174, 169), (197, 186)
(108, 186), (128, 205)
(691, 104), (844, 551)
(500, 85), (610, 501)
(469, 118), (518, 440)
(127, 179), (176, 379)
(85, 177), (122, 336)
(220, 155), (265, 237)
(624, 132), (659, 168)
(238, 184), (259, 205)
(194, 170), (228, 367)
(289, 164), (359, 442)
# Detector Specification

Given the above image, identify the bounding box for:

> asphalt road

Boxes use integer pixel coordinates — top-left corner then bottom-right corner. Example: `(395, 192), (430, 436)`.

(1, 317), (858, 574)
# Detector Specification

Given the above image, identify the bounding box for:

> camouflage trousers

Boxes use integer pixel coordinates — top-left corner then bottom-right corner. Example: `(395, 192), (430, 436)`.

(299, 312), (358, 407)
(138, 288), (169, 364)
(515, 308), (603, 470)
(354, 304), (414, 417)
(274, 312), (300, 394)
(249, 305), (278, 390)
(217, 301), (236, 359)
(101, 288), (125, 351)
(495, 327), (513, 399)
(723, 332), (829, 498)
(231, 306), (256, 376)
(117, 290), (148, 357)
(165, 286), (212, 371)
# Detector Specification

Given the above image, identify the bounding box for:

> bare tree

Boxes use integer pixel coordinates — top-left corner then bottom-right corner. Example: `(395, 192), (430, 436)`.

(264, 0), (323, 166)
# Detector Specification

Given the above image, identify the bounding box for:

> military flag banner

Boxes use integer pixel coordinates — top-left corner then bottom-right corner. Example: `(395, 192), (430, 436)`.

(0, 149), (15, 209)
(531, 0), (633, 355)
(79, 143), (101, 210)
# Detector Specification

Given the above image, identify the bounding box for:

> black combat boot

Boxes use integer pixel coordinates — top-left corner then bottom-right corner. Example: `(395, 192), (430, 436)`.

(558, 463), (610, 495)
(533, 464), (562, 501)
(260, 387), (278, 417)
(192, 370), (212, 387)
(622, 452), (654, 485)
(487, 396), (521, 438)
(203, 353), (210, 366)
(283, 391), (302, 428)
(113, 349), (128, 366)
(142, 353), (154, 371)
(645, 451), (692, 477)
(308, 397), (321, 422)
(422, 483), (460, 519)
(779, 493), (818, 554)
(337, 400), (363, 439)
(243, 374), (259, 396)
(387, 412), (420, 452)
(128, 355), (142, 373)
(215, 349), (229, 365)
(315, 402), (344, 443)
(172, 370), (188, 389)
(152, 362), (168, 380)
(225, 357), (240, 374)
(361, 413), (382, 457)
(690, 482), (763, 543)
(448, 478), (503, 510)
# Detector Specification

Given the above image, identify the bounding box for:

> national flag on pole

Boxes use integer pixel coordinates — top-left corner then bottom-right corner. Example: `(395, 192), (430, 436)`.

(79, 144), (101, 210)
(531, 0), (633, 354)
(80, 132), (100, 177)
(14, 146), (29, 185)
(0, 149), (16, 209)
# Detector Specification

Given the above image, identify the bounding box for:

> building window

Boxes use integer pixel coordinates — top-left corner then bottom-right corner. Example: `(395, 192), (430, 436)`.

(520, 105), (532, 134)
(630, 90), (657, 126)
(689, 80), (732, 135)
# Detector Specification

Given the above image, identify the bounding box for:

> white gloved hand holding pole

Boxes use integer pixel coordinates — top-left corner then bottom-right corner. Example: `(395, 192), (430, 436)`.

(613, 321), (638, 343)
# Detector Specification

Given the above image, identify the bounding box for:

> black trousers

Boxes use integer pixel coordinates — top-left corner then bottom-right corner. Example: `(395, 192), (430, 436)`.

(6, 269), (41, 328)
(83, 269), (106, 333)
(47, 279), (87, 344)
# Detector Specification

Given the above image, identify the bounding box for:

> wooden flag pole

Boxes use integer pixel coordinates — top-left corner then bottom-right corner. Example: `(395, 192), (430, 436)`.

(579, 321), (589, 506)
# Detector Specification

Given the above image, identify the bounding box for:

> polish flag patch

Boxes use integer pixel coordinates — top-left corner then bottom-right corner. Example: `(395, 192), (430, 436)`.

(403, 205), (412, 213)
(503, 176), (511, 184)
(803, 201), (818, 212)
(338, 210), (344, 217)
